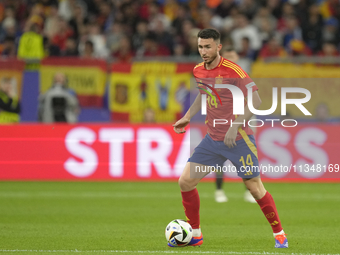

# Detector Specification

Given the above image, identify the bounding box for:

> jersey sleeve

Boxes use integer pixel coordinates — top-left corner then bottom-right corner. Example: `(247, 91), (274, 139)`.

(236, 76), (258, 97)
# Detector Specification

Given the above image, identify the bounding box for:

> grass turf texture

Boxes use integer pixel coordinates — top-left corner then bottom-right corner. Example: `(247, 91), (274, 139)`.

(0, 182), (339, 255)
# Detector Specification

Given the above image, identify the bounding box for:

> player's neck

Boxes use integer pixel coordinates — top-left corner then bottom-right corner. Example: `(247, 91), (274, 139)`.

(205, 55), (221, 70)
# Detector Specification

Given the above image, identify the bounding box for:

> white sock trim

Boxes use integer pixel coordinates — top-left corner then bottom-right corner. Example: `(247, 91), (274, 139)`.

(273, 229), (285, 237)
(192, 228), (201, 237)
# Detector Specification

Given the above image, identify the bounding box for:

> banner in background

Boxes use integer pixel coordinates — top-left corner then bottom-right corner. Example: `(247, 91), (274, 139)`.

(252, 63), (340, 119)
(110, 62), (194, 122)
(40, 58), (107, 107)
(0, 59), (25, 99)
(0, 124), (339, 181)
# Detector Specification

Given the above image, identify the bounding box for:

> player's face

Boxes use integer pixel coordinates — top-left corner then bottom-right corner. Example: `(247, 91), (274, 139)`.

(198, 38), (221, 64)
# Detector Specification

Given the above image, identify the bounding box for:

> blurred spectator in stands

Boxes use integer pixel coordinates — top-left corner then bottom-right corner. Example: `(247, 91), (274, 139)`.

(238, 37), (257, 61)
(44, 4), (60, 40)
(38, 73), (79, 123)
(282, 16), (303, 52)
(81, 40), (95, 58)
(148, 2), (170, 31)
(1, 6), (16, 38)
(163, 0), (179, 22)
(63, 37), (79, 56)
(197, 7), (222, 30)
(215, 0), (236, 19)
(173, 43), (185, 58)
(183, 28), (200, 56)
(318, 41), (339, 56)
(315, 103), (330, 122)
(0, 77), (20, 123)
(18, 23), (44, 59)
(132, 20), (148, 52)
(107, 22), (124, 53)
(51, 18), (74, 52)
(172, 4), (191, 37)
(289, 39), (312, 56)
(97, 1), (114, 32)
(302, 4), (323, 54)
(136, 32), (170, 57)
(259, 36), (287, 58)
(277, 2), (296, 31)
(121, 1), (140, 35)
(253, 7), (277, 33)
(231, 14), (261, 58)
(322, 18), (340, 45)
(257, 16), (276, 44)
(265, 0), (283, 19)
(86, 23), (109, 58)
(222, 46), (239, 63)
(154, 19), (174, 54)
(319, 0), (340, 21)
(68, 4), (88, 39)
(1, 36), (16, 57)
(112, 36), (134, 62)
(58, 0), (76, 22)
(238, 0), (259, 20)
(220, 7), (239, 33)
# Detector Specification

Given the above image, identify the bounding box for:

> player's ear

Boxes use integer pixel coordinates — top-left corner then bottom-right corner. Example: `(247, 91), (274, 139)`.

(217, 43), (222, 51)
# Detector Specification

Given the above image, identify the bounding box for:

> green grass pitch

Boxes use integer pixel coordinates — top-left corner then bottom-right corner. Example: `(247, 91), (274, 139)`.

(0, 181), (339, 255)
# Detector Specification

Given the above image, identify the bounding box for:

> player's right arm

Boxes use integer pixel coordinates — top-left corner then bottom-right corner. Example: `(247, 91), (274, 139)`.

(173, 93), (201, 134)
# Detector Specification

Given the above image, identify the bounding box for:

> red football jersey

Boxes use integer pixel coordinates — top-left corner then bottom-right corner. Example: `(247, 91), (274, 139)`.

(193, 56), (258, 141)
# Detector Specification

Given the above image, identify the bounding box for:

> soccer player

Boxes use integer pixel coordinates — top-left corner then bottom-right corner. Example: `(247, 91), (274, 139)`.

(214, 46), (256, 204)
(171, 28), (288, 248)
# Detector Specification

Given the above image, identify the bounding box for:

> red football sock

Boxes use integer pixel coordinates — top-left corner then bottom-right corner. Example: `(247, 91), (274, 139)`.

(256, 191), (283, 233)
(181, 188), (200, 229)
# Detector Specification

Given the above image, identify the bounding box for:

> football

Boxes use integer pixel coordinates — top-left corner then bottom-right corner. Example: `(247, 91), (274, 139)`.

(165, 219), (193, 246)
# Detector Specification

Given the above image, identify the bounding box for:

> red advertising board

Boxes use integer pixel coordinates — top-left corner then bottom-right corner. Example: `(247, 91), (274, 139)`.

(0, 124), (339, 181)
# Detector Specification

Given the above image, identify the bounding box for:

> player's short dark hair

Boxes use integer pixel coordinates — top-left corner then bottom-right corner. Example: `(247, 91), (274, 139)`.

(197, 28), (221, 42)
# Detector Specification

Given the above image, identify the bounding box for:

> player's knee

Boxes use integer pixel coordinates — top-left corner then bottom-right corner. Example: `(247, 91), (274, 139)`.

(178, 176), (195, 191)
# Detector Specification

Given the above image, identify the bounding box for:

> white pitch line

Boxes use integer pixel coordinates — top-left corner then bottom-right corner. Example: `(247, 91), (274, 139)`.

(0, 250), (339, 255)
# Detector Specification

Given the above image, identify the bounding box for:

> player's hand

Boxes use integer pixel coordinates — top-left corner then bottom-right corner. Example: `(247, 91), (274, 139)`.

(172, 117), (190, 134)
(224, 126), (238, 148)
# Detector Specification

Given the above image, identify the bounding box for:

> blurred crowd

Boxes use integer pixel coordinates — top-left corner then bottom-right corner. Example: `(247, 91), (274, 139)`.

(0, 0), (340, 61)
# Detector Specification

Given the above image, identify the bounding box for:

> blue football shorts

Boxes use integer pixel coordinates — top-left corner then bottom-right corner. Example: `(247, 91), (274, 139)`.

(188, 133), (260, 179)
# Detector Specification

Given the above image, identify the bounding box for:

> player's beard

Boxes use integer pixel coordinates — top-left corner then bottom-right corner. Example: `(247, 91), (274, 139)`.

(205, 51), (218, 65)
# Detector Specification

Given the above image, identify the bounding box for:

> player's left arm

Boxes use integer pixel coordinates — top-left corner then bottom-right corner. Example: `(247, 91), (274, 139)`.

(224, 91), (262, 148)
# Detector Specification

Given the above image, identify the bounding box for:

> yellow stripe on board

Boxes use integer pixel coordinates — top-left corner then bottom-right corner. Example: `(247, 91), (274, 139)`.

(223, 61), (247, 77)
(205, 120), (208, 124)
(222, 62), (246, 78)
(222, 63), (245, 78)
(238, 128), (258, 158)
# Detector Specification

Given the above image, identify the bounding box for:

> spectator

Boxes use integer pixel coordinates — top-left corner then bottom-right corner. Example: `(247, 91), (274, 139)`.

(63, 37), (79, 56)
(132, 20), (148, 52)
(302, 4), (323, 53)
(322, 18), (340, 45)
(68, 4), (88, 39)
(215, 0), (236, 19)
(282, 16), (303, 52)
(18, 23), (44, 59)
(107, 22), (124, 53)
(82, 40), (95, 58)
(51, 17), (74, 52)
(44, 4), (60, 40)
(1, 36), (16, 57)
(112, 36), (134, 62)
(0, 77), (21, 123)
(238, 0), (259, 20)
(154, 19), (174, 54)
(38, 73), (79, 123)
(238, 37), (257, 60)
(136, 32), (170, 57)
(259, 36), (287, 58)
(87, 23), (109, 58)
(148, 2), (171, 31)
(231, 14), (262, 56)
(318, 42), (339, 57)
